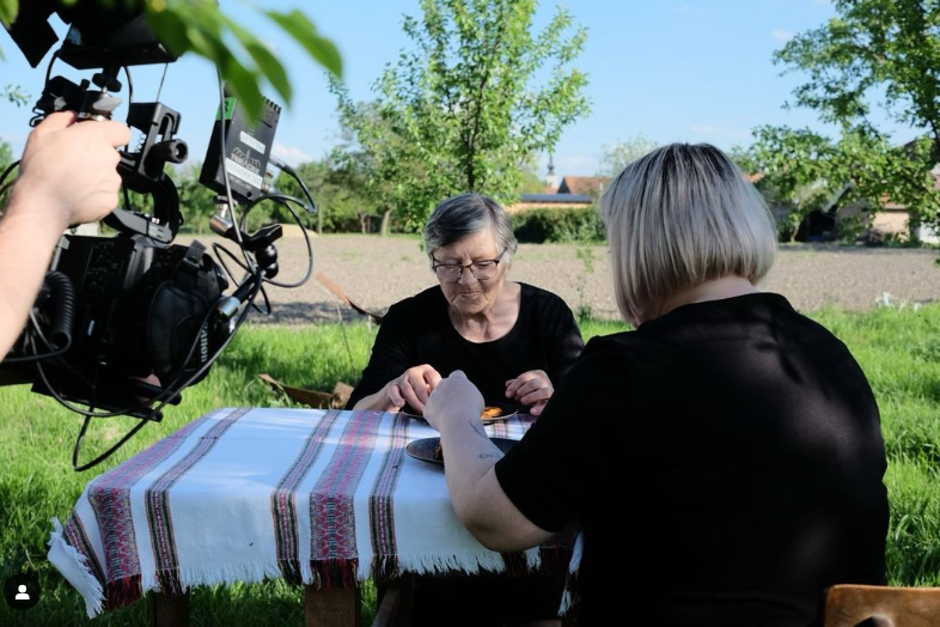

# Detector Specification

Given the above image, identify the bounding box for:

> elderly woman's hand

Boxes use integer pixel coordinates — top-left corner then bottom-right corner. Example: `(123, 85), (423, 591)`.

(423, 370), (485, 432)
(505, 369), (554, 416)
(385, 364), (443, 414)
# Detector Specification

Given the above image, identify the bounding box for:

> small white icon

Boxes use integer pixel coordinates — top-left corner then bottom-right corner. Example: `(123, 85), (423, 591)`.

(15, 584), (30, 601)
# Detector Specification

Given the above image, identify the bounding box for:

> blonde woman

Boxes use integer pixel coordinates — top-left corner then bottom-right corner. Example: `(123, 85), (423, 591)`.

(424, 144), (889, 625)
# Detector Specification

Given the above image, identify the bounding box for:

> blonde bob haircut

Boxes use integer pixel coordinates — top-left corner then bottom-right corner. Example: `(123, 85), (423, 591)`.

(600, 143), (777, 323)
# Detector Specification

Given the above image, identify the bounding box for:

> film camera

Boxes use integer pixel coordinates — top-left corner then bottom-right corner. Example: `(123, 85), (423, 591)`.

(1, 1), (316, 469)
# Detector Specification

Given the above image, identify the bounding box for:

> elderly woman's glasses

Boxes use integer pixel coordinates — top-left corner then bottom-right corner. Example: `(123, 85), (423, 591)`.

(431, 251), (505, 282)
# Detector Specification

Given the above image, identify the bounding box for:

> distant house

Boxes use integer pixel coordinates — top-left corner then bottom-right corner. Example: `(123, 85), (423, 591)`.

(557, 176), (608, 196)
(508, 174), (610, 214)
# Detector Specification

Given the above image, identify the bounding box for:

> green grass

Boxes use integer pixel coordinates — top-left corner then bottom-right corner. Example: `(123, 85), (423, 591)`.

(1, 306), (939, 625)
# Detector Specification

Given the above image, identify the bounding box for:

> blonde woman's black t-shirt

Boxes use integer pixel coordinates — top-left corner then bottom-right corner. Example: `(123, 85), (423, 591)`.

(496, 292), (889, 626)
(346, 283), (584, 410)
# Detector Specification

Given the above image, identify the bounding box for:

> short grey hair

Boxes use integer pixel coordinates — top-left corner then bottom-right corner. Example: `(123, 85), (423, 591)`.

(423, 193), (518, 263)
(600, 143), (777, 322)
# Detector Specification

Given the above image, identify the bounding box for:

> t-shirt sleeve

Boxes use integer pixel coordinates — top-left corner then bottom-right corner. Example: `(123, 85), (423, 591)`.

(346, 301), (415, 409)
(495, 336), (622, 532)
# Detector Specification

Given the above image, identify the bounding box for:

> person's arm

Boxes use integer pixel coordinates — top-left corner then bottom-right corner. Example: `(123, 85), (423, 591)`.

(0, 112), (130, 358)
(348, 297), (448, 413)
(425, 338), (614, 551)
(352, 364), (442, 413)
(423, 371), (555, 551)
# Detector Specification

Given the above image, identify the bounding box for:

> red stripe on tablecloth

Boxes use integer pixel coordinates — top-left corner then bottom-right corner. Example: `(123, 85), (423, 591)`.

(309, 410), (381, 588)
(85, 409), (222, 608)
(368, 413), (410, 579)
(271, 410), (342, 584)
(63, 512), (107, 587)
(145, 408), (250, 596)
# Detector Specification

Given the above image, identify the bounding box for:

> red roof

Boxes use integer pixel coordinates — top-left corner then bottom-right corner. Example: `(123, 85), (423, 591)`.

(557, 176), (608, 195)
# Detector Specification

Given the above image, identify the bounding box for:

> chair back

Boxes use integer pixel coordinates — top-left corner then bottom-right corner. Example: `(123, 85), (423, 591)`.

(821, 584), (940, 627)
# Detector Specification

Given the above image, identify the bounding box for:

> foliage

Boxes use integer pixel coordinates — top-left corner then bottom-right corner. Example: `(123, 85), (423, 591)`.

(275, 156), (378, 234)
(741, 124), (940, 242)
(0, 137), (13, 207)
(512, 206), (604, 244)
(516, 155), (549, 195)
(599, 134), (659, 177)
(0, 0), (342, 122)
(775, 0), (940, 144)
(331, 0), (590, 232)
(769, 0), (940, 237)
(0, 84), (28, 107)
(176, 162), (218, 234)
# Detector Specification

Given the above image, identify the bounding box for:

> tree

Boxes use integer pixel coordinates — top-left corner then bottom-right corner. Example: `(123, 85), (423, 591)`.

(332, 0), (589, 232)
(0, 138), (13, 207)
(760, 0), (940, 236)
(776, 0), (940, 152)
(275, 156), (377, 234)
(741, 125), (940, 242)
(0, 0), (341, 121)
(599, 134), (659, 177)
(176, 163), (217, 234)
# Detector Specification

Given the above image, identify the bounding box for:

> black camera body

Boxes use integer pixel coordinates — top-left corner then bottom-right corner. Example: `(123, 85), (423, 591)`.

(12, 235), (231, 417)
(1, 2), (297, 453)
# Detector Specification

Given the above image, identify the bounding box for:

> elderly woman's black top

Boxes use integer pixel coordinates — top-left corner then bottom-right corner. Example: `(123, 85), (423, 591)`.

(347, 282), (584, 410)
(496, 292), (889, 626)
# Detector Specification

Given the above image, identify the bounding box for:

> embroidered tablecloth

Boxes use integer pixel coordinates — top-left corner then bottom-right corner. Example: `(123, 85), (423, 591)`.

(48, 408), (572, 618)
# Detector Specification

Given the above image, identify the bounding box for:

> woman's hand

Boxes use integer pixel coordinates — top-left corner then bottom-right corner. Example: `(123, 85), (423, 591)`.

(424, 370), (484, 432)
(384, 364), (442, 413)
(505, 369), (554, 416)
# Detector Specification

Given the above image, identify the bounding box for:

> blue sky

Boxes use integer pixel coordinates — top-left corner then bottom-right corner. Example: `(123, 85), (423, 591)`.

(0, 0), (922, 178)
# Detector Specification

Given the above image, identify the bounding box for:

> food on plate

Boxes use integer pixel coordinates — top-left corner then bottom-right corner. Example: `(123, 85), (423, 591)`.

(481, 406), (503, 419)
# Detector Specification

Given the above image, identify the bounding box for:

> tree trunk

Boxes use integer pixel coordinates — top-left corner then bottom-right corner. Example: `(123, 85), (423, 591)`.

(380, 209), (392, 237)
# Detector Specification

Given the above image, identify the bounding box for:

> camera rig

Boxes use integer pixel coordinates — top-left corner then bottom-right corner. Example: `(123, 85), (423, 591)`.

(1, 1), (317, 470)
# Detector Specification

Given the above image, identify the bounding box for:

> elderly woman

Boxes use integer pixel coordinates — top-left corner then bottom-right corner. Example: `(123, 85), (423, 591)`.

(347, 192), (583, 626)
(424, 144), (889, 626)
(347, 192), (583, 416)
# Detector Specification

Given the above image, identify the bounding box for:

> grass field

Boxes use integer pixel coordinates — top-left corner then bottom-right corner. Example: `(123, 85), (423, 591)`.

(1, 309), (938, 625)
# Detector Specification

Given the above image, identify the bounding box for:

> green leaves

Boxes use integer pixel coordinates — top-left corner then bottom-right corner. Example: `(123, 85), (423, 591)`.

(141, 0), (343, 121)
(265, 9), (342, 79)
(1, 1), (341, 121)
(332, 0), (589, 230)
(0, 0), (17, 28)
(768, 0), (940, 240)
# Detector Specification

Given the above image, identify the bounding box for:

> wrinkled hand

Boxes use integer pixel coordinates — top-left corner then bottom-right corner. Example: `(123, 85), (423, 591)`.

(424, 370), (484, 432)
(505, 369), (553, 416)
(384, 364), (442, 413)
(12, 111), (130, 229)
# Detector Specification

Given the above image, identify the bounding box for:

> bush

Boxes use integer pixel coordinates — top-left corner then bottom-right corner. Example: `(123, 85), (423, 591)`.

(512, 206), (605, 243)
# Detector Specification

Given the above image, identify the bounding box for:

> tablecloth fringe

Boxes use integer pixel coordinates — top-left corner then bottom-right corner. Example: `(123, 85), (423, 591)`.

(396, 549), (507, 576)
(48, 518), (106, 618)
(558, 531), (584, 615)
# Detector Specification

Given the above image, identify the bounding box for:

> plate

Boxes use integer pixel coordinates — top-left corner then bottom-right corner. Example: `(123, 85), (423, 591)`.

(406, 437), (518, 466)
(402, 401), (517, 424)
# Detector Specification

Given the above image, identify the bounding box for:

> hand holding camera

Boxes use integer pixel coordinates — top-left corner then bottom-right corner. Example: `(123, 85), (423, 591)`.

(12, 111), (130, 230)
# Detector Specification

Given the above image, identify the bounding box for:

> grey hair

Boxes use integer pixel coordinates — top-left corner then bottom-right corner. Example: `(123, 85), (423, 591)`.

(600, 143), (777, 322)
(423, 193), (518, 263)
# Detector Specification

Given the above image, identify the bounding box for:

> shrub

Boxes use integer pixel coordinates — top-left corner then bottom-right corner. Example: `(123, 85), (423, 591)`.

(512, 206), (605, 243)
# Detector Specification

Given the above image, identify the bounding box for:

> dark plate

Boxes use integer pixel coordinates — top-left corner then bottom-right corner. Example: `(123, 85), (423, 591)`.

(402, 401), (517, 424)
(406, 437), (518, 466)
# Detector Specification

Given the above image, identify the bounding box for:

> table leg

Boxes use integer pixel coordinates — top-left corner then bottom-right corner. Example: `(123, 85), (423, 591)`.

(305, 585), (361, 627)
(150, 590), (190, 627)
